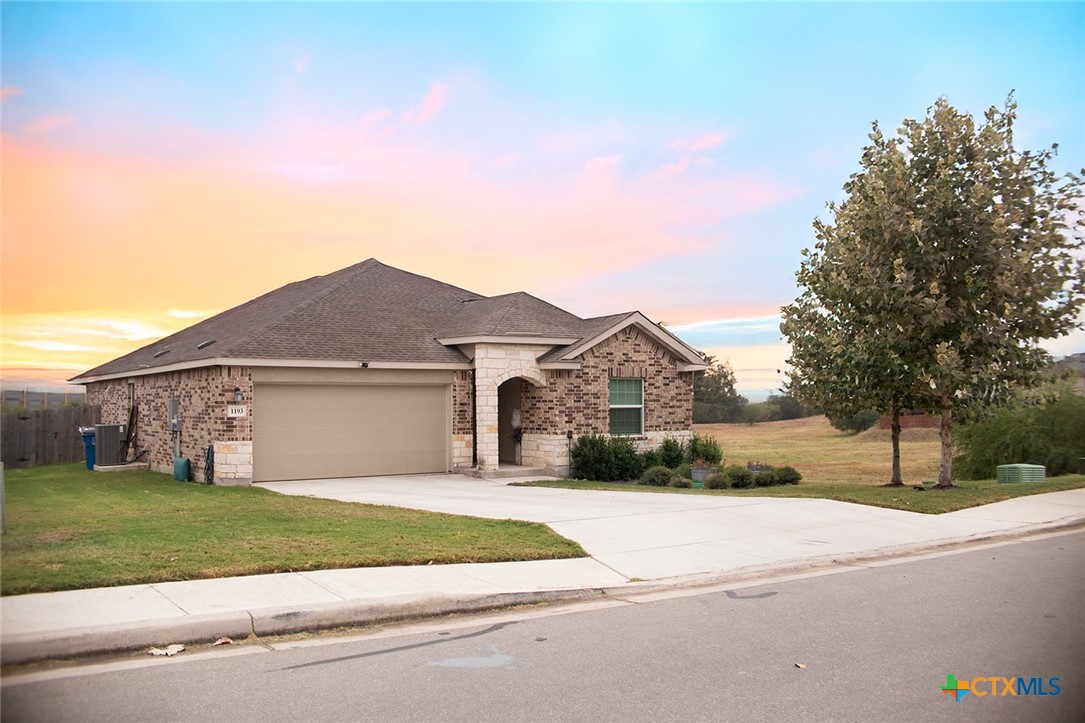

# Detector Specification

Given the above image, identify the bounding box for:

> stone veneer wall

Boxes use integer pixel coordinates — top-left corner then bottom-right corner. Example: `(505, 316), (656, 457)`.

(472, 344), (549, 471)
(86, 366), (253, 483)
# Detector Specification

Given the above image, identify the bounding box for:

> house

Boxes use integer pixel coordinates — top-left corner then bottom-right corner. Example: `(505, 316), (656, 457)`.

(72, 260), (708, 483)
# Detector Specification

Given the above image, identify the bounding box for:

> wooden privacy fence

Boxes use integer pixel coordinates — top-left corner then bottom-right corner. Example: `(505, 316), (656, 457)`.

(1, 406), (101, 468)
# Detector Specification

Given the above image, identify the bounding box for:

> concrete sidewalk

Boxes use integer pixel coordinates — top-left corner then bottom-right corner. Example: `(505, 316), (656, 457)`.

(3, 483), (1084, 665)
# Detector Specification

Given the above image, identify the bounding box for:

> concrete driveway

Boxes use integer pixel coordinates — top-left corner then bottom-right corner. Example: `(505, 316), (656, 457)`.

(259, 475), (1085, 581)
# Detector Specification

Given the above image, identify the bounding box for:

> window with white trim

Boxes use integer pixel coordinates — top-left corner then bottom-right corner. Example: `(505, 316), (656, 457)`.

(609, 378), (643, 435)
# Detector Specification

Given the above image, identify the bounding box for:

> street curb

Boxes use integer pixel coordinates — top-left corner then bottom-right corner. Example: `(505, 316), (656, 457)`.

(0, 590), (609, 666)
(0, 611), (253, 667)
(4, 515), (1083, 667)
(249, 588), (606, 638)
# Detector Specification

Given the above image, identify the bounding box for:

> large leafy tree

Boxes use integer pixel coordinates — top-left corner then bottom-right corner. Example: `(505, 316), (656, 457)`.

(782, 121), (930, 485)
(693, 356), (748, 423)
(783, 95), (1084, 488)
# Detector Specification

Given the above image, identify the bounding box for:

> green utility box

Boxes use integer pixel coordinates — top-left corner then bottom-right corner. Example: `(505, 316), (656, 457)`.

(996, 464), (1046, 483)
(173, 456), (191, 482)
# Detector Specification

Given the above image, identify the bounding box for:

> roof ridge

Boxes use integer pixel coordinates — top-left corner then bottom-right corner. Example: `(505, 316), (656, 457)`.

(486, 294), (522, 335)
(375, 260), (485, 301)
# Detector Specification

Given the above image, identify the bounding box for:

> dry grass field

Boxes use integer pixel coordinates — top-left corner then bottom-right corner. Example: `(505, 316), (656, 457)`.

(695, 416), (942, 486)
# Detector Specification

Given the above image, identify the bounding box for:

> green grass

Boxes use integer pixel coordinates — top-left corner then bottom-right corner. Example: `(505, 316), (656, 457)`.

(512, 476), (1085, 515)
(0, 464), (586, 596)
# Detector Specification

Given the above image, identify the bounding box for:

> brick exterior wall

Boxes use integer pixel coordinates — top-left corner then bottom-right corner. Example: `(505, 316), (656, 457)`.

(83, 325), (695, 478)
(452, 370), (474, 469)
(86, 366), (253, 482)
(452, 326), (695, 472)
(520, 327), (694, 436)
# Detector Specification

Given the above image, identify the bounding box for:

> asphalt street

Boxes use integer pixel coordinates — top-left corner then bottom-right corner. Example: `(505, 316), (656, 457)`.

(4, 530), (1083, 722)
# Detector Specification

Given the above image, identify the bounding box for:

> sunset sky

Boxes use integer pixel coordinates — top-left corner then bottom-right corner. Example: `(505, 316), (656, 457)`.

(3, 2), (1083, 399)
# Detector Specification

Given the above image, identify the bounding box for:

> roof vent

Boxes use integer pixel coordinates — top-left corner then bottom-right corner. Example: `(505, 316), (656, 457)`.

(152, 349), (171, 358)
(196, 339), (217, 350)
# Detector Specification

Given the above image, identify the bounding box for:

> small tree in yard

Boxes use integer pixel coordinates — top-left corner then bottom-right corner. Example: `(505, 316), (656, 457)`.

(783, 95), (1085, 488)
(782, 123), (931, 485)
(693, 356), (748, 423)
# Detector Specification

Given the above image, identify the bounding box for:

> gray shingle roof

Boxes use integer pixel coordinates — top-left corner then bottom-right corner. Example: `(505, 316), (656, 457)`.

(439, 292), (598, 339)
(72, 259), (699, 381)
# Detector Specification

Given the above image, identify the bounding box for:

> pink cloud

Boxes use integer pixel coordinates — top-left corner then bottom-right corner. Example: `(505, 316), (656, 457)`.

(400, 82), (449, 124)
(1, 86), (25, 103)
(23, 114), (74, 136)
(492, 153), (519, 167)
(668, 130), (727, 151)
(690, 131), (725, 151)
(293, 55), (311, 75)
(658, 155), (691, 178)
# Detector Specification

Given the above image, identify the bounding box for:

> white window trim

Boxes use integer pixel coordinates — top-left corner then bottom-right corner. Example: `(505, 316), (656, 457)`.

(609, 378), (644, 436)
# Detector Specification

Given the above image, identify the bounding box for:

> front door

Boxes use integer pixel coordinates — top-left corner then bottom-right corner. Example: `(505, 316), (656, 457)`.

(497, 379), (522, 465)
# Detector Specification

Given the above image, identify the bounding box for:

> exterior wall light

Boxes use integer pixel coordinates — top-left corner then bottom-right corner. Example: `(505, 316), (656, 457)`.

(233, 386), (244, 402)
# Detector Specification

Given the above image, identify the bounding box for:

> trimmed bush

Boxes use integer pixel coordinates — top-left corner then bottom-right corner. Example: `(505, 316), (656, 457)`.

(754, 469), (779, 487)
(670, 477), (693, 489)
(640, 449), (663, 470)
(775, 466), (803, 485)
(673, 462), (692, 480)
(571, 434), (608, 480)
(609, 436), (643, 481)
(571, 434), (643, 481)
(704, 472), (729, 489)
(659, 438), (685, 468)
(724, 464), (754, 489)
(641, 465), (675, 487)
(687, 433), (723, 464)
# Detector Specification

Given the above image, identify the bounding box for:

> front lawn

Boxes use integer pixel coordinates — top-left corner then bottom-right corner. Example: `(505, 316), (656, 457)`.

(0, 464), (586, 595)
(512, 476), (1085, 515)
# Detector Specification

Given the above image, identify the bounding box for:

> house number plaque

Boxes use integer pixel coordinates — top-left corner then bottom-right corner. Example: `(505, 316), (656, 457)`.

(227, 405), (248, 417)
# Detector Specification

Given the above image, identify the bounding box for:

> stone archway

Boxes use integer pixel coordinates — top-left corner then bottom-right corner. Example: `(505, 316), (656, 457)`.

(473, 346), (547, 471)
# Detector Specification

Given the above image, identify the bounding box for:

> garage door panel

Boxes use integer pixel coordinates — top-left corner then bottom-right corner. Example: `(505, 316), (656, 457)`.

(253, 383), (450, 481)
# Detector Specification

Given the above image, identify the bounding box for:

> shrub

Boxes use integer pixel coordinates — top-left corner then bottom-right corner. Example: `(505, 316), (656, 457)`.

(571, 434), (609, 480)
(670, 477), (693, 489)
(641, 465), (675, 487)
(754, 469), (779, 487)
(672, 462), (692, 480)
(687, 433), (723, 464)
(724, 464), (754, 489)
(704, 472), (729, 489)
(659, 437), (685, 468)
(830, 409), (881, 434)
(956, 391), (1085, 479)
(609, 436), (643, 481)
(775, 466), (803, 485)
(640, 449), (663, 470)
(571, 435), (643, 481)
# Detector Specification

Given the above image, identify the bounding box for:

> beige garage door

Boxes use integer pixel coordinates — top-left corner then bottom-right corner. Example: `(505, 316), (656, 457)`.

(253, 383), (450, 482)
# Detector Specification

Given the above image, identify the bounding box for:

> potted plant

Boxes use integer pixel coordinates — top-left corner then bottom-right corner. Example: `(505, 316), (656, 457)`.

(690, 458), (712, 488)
(688, 433), (723, 488)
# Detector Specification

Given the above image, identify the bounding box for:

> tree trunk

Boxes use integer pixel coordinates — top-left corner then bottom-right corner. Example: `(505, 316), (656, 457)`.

(936, 388), (954, 488)
(887, 402), (903, 486)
